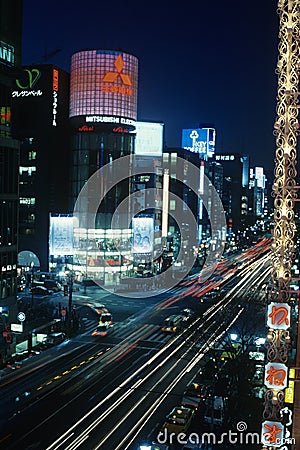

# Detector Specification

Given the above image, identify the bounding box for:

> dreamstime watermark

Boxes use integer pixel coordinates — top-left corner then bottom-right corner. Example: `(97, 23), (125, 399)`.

(157, 421), (261, 446)
(73, 154), (227, 297)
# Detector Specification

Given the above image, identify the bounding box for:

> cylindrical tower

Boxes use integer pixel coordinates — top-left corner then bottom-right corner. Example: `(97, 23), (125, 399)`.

(69, 49), (138, 285)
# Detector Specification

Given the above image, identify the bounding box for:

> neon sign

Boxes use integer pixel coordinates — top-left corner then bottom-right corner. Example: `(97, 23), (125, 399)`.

(112, 126), (129, 133)
(102, 55), (132, 96)
(267, 303), (291, 330)
(78, 125), (94, 132)
(52, 69), (59, 126)
(16, 68), (41, 89)
(85, 115), (136, 126)
(264, 362), (288, 389)
(13, 68), (43, 98)
(12, 90), (42, 97)
(0, 40), (14, 66)
(261, 421), (284, 447)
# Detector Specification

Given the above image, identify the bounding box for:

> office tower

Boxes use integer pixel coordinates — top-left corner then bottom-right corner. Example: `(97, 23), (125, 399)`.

(0, 0), (23, 364)
(162, 147), (200, 266)
(69, 49), (138, 284)
(215, 153), (244, 232)
(12, 64), (70, 271)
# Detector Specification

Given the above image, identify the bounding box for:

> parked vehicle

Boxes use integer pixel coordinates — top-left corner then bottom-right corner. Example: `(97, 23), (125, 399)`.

(42, 332), (67, 347)
(43, 280), (62, 292)
(181, 382), (208, 410)
(161, 406), (194, 434)
(137, 443), (169, 450)
(204, 396), (225, 426)
(30, 286), (53, 295)
(181, 436), (206, 449)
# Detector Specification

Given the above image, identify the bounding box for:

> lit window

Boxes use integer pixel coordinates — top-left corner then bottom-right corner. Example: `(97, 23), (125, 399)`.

(28, 151), (37, 160)
(19, 197), (35, 206)
(19, 166), (36, 176)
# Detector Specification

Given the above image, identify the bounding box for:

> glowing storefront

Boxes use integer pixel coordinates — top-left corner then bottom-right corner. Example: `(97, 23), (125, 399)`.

(69, 49), (138, 283)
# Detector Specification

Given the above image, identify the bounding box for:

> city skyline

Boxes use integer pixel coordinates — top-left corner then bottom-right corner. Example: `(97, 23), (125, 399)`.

(22, 0), (278, 171)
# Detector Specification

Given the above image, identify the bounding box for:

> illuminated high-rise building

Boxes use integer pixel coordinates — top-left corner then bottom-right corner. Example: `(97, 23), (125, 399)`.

(0, 0), (22, 364)
(215, 153), (245, 231)
(69, 49), (138, 284)
(12, 64), (70, 271)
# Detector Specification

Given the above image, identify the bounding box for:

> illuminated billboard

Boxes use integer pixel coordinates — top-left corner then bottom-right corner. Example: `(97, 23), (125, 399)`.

(181, 127), (215, 157)
(132, 217), (154, 254)
(134, 121), (164, 156)
(69, 50), (138, 121)
(255, 167), (265, 188)
(49, 215), (74, 256)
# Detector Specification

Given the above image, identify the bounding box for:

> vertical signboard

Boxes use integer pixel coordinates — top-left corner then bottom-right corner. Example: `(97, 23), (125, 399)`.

(49, 215), (74, 256)
(132, 217), (154, 254)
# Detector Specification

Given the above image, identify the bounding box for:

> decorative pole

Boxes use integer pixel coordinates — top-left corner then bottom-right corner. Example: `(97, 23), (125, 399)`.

(261, 1), (300, 449)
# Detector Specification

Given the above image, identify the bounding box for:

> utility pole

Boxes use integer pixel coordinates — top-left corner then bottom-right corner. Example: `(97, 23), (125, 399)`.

(68, 273), (73, 332)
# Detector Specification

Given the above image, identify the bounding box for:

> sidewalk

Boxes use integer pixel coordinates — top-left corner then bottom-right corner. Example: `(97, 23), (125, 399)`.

(0, 338), (83, 387)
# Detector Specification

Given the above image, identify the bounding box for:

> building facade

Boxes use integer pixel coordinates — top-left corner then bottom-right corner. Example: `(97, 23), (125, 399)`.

(215, 153), (246, 232)
(0, 0), (23, 364)
(12, 64), (70, 271)
(69, 49), (138, 284)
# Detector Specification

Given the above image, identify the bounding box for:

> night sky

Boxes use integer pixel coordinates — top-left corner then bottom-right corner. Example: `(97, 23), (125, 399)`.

(22, 0), (279, 172)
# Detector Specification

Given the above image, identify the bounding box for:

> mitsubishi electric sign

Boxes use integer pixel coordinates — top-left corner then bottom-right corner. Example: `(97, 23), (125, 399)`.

(69, 49), (138, 121)
(181, 127), (216, 158)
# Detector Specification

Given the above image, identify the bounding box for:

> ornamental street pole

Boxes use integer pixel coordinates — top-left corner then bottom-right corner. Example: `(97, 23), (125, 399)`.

(261, 1), (300, 448)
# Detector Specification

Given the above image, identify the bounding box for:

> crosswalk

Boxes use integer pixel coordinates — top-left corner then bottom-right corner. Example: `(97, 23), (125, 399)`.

(80, 318), (169, 345)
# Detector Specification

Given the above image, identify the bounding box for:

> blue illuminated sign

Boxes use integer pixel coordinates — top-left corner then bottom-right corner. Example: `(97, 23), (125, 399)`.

(181, 127), (215, 157)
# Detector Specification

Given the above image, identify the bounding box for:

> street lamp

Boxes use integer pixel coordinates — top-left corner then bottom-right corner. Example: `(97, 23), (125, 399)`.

(65, 269), (77, 334)
(255, 337), (266, 351)
(30, 261), (34, 309)
(230, 333), (238, 341)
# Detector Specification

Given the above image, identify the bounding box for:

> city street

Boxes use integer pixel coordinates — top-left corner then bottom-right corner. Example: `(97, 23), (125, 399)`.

(0, 242), (271, 450)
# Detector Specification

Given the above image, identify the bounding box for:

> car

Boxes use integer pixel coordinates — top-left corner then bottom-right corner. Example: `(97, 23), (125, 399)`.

(14, 350), (40, 362)
(86, 302), (105, 313)
(42, 332), (67, 347)
(161, 406), (194, 435)
(30, 286), (53, 295)
(92, 322), (113, 337)
(181, 308), (194, 321)
(162, 314), (184, 333)
(181, 382), (208, 410)
(204, 396), (225, 426)
(181, 436), (206, 449)
(87, 303), (113, 324)
(6, 360), (23, 370)
(14, 390), (31, 403)
(82, 278), (100, 286)
(137, 443), (169, 450)
(43, 280), (62, 292)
